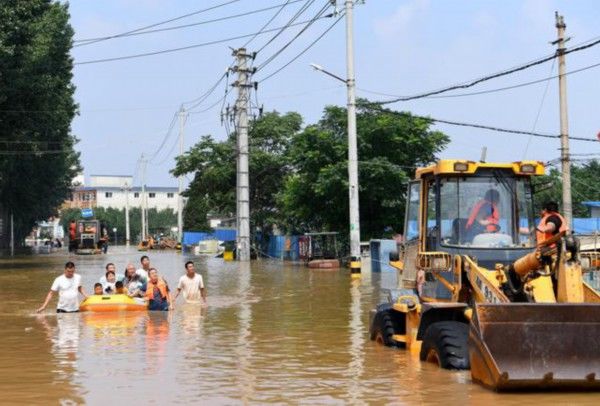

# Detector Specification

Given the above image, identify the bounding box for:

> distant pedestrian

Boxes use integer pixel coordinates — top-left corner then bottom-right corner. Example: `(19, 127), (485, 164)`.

(137, 255), (151, 281)
(174, 261), (206, 304)
(37, 262), (88, 313)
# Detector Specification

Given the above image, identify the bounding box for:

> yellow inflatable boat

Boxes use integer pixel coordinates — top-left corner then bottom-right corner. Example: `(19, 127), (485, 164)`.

(80, 294), (147, 312)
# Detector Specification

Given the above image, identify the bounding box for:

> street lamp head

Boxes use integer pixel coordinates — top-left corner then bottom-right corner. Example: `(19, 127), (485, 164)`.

(309, 63), (324, 72)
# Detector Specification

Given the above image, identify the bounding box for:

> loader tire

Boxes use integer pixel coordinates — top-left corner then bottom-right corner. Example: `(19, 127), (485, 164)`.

(419, 321), (470, 370)
(370, 306), (398, 347)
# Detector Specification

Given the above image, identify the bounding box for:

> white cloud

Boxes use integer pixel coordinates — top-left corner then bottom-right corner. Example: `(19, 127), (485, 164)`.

(373, 0), (430, 38)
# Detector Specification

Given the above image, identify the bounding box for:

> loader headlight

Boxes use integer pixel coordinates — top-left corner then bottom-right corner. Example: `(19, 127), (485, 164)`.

(454, 162), (469, 172)
(520, 164), (536, 174)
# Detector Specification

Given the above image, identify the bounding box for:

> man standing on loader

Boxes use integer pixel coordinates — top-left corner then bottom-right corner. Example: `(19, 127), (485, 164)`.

(536, 201), (568, 244)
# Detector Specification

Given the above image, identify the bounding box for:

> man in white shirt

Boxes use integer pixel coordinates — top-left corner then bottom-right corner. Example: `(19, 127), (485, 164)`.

(136, 255), (151, 282)
(37, 262), (88, 313)
(174, 261), (206, 303)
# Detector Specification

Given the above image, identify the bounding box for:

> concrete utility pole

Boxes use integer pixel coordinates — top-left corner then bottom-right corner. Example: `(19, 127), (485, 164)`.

(123, 182), (131, 245)
(233, 48), (253, 261)
(345, 0), (361, 276)
(177, 106), (186, 242)
(140, 154), (148, 241)
(554, 12), (573, 229)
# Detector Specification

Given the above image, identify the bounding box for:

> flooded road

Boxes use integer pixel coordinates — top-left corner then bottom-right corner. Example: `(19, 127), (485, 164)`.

(0, 247), (599, 405)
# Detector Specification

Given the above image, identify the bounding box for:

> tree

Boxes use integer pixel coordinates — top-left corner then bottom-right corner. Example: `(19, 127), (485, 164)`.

(0, 1), (79, 245)
(534, 160), (600, 217)
(278, 102), (449, 239)
(173, 111), (303, 233)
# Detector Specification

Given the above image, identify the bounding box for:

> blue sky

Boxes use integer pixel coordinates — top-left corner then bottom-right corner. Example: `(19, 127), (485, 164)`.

(68, 0), (600, 190)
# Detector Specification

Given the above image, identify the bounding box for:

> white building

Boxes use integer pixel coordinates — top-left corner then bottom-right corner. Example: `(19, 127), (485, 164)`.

(64, 175), (180, 211)
(96, 186), (179, 211)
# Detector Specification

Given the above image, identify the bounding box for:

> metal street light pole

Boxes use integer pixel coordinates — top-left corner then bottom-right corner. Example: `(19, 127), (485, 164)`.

(308, 2), (362, 277)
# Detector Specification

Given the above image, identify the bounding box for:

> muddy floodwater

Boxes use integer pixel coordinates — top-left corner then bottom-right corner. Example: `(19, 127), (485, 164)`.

(0, 247), (599, 405)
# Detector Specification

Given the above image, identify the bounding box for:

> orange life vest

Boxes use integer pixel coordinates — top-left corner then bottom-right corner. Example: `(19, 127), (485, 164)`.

(536, 211), (568, 244)
(466, 200), (499, 232)
(145, 279), (168, 301)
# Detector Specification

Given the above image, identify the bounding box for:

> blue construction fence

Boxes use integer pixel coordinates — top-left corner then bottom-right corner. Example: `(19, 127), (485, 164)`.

(182, 229), (237, 245)
(573, 218), (600, 234)
(266, 235), (301, 260)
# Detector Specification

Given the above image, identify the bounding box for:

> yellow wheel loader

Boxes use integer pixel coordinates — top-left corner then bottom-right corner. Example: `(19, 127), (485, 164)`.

(369, 160), (600, 391)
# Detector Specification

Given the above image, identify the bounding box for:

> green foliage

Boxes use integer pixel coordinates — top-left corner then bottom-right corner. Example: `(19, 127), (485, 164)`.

(175, 102), (449, 243)
(60, 207), (177, 242)
(534, 160), (600, 217)
(279, 102), (449, 239)
(173, 111), (303, 233)
(0, 1), (79, 244)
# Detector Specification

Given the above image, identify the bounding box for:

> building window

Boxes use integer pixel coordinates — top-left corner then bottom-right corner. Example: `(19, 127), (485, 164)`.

(105, 192), (113, 198)
(167, 193), (174, 198)
(149, 193), (156, 198)
(134, 192), (139, 198)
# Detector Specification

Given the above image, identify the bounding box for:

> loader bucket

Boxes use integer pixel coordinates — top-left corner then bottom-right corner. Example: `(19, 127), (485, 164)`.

(469, 303), (600, 391)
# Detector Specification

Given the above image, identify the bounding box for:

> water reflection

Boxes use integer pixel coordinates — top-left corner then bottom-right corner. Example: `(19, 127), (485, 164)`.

(347, 278), (365, 403)
(236, 261), (256, 403)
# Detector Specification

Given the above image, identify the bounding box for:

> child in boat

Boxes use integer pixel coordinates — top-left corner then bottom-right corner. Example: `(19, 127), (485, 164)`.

(94, 283), (103, 295)
(115, 281), (127, 295)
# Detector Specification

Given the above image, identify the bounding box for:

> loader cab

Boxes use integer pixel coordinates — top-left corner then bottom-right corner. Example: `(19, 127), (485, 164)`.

(400, 160), (543, 296)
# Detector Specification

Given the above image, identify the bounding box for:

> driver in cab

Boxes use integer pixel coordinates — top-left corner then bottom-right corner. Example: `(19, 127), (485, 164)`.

(465, 189), (500, 237)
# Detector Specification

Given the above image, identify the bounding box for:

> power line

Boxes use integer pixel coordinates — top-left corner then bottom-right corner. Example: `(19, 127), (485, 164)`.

(255, 0), (317, 54)
(75, 1), (303, 45)
(182, 71), (228, 109)
(258, 13), (344, 82)
(149, 112), (178, 161)
(523, 58), (556, 158)
(74, 16), (332, 65)
(371, 37), (600, 104)
(256, 1), (333, 71)
(74, 0), (241, 47)
(378, 109), (598, 142)
(242, 0), (295, 48)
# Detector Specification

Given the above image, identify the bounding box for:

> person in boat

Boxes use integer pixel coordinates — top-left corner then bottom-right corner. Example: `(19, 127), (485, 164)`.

(94, 283), (103, 295)
(174, 261), (206, 304)
(145, 268), (172, 311)
(114, 281), (127, 295)
(37, 262), (88, 313)
(102, 270), (117, 294)
(136, 255), (151, 281)
(123, 263), (146, 297)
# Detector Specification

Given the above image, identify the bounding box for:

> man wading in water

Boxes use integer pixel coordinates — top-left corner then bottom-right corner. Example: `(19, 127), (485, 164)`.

(37, 262), (88, 313)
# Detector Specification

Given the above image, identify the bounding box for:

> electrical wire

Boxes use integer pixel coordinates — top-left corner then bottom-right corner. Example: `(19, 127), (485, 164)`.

(255, 0), (317, 54)
(148, 112), (178, 161)
(74, 0), (241, 47)
(183, 71), (228, 109)
(75, 1), (303, 45)
(256, 1), (333, 71)
(372, 37), (600, 104)
(74, 16), (332, 65)
(376, 109), (598, 142)
(242, 0), (295, 48)
(258, 13), (343, 82)
(523, 58), (556, 158)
